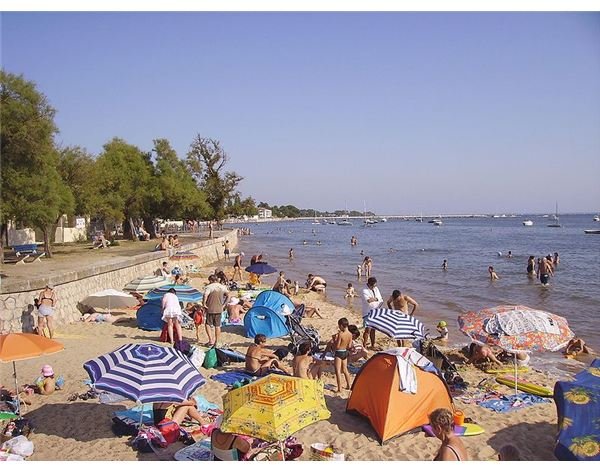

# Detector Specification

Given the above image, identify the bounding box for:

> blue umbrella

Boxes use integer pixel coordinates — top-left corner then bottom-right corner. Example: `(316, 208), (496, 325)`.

(245, 263), (277, 275)
(83, 343), (205, 404)
(145, 284), (203, 302)
(365, 308), (426, 340)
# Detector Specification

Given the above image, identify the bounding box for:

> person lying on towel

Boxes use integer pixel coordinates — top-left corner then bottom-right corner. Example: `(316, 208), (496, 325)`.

(245, 334), (290, 376)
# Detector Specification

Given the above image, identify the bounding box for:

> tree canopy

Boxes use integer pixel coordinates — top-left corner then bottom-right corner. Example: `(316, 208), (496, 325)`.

(1, 71), (259, 258)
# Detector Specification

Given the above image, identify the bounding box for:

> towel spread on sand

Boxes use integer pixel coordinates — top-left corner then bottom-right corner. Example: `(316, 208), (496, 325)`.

(210, 371), (256, 386)
(477, 393), (551, 412)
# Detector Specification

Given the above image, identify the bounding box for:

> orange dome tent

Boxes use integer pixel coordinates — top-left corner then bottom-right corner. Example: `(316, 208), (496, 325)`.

(346, 350), (453, 444)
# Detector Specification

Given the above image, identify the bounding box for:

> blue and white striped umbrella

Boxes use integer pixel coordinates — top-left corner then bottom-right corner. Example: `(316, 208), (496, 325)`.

(83, 343), (205, 403)
(145, 284), (203, 302)
(365, 308), (426, 340)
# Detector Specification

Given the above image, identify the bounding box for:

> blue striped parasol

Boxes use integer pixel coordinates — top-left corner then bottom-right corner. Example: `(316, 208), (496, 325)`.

(145, 284), (203, 302)
(244, 263), (277, 275)
(365, 308), (426, 340)
(83, 343), (205, 404)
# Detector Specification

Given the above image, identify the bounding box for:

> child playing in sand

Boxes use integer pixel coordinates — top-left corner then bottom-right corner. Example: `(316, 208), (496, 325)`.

(332, 318), (353, 393)
(435, 321), (449, 342)
(292, 341), (320, 380)
(345, 283), (356, 298)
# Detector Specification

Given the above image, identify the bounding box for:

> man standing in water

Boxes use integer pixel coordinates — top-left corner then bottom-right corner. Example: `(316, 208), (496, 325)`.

(537, 257), (554, 286)
(362, 277), (383, 349)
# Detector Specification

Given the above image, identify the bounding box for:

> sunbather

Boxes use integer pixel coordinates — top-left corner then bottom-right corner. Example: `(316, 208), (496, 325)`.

(467, 343), (502, 366)
(82, 312), (127, 323)
(153, 399), (208, 427)
(245, 334), (290, 376)
(211, 425), (262, 461)
(292, 341), (321, 380)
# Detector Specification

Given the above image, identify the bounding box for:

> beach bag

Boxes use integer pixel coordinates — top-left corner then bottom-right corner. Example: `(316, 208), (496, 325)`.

(203, 347), (218, 369)
(310, 443), (345, 461)
(174, 339), (191, 355)
(215, 348), (231, 367)
(157, 419), (180, 444)
(1, 435), (34, 457)
(131, 426), (167, 452)
(111, 415), (139, 437)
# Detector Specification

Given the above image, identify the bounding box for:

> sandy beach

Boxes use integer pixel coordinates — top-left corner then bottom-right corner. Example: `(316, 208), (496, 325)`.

(6, 259), (564, 461)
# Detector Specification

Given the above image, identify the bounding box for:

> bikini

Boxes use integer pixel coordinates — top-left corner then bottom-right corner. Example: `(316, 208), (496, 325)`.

(434, 444), (462, 461)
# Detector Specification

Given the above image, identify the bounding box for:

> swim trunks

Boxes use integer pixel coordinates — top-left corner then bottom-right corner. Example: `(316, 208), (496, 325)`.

(540, 273), (549, 285)
(527, 264), (533, 273)
(335, 350), (348, 360)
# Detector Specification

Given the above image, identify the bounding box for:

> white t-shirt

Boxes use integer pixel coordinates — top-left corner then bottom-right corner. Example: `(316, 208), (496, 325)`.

(361, 286), (383, 317)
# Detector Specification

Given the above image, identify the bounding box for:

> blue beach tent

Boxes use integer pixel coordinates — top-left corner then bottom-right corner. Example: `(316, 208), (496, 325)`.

(244, 305), (289, 339)
(136, 300), (163, 331)
(554, 358), (600, 461)
(253, 290), (294, 315)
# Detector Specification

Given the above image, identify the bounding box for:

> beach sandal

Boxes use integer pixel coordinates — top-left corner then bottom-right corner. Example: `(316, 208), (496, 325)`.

(67, 393), (79, 402)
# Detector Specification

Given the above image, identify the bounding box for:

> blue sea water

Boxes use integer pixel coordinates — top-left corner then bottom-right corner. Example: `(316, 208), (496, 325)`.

(233, 214), (600, 373)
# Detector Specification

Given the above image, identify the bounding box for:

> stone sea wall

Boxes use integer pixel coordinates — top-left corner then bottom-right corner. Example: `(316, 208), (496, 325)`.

(0, 230), (238, 334)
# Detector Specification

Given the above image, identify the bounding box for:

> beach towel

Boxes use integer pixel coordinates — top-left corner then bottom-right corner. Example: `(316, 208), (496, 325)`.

(194, 394), (220, 413)
(210, 371), (256, 387)
(477, 392), (551, 413)
(382, 347), (438, 393)
(114, 404), (154, 424)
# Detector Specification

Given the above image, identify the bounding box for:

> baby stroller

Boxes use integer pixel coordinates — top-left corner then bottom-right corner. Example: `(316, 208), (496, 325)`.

(420, 338), (463, 386)
(285, 306), (320, 355)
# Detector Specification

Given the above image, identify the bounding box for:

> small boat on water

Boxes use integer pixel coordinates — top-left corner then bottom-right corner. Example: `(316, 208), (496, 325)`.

(379, 217), (388, 222)
(432, 219), (443, 226)
(584, 229), (600, 234)
(594, 215), (600, 222)
(547, 202), (561, 228)
(523, 220), (534, 227)
(337, 219), (353, 226)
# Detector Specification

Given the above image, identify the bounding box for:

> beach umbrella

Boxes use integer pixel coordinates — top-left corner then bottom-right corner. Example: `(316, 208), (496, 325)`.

(244, 263), (277, 275)
(170, 250), (199, 261)
(145, 284), (203, 302)
(365, 307), (426, 341)
(221, 374), (330, 454)
(83, 343), (205, 405)
(0, 333), (64, 416)
(458, 304), (574, 394)
(81, 289), (138, 314)
(123, 275), (170, 293)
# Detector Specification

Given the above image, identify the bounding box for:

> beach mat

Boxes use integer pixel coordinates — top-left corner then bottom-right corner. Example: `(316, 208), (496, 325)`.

(478, 393), (551, 413)
(174, 440), (213, 461)
(210, 371), (256, 386)
(422, 423), (484, 437)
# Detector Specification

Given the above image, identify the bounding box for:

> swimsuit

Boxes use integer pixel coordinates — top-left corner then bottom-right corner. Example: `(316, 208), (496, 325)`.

(527, 264), (534, 273)
(334, 350), (349, 360)
(435, 444), (462, 461)
(540, 273), (549, 284)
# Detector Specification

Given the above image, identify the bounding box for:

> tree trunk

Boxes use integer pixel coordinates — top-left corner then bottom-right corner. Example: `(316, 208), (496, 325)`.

(0, 223), (6, 264)
(143, 217), (157, 239)
(42, 226), (53, 258)
(125, 217), (138, 241)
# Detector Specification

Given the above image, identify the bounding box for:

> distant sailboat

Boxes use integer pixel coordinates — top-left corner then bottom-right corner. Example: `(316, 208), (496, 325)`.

(523, 219), (534, 227)
(415, 213), (423, 223)
(337, 203), (353, 226)
(311, 210), (320, 225)
(547, 202), (561, 228)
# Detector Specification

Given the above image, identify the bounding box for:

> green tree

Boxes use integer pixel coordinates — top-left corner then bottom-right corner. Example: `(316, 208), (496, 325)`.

(186, 135), (243, 221)
(92, 138), (154, 240)
(57, 146), (97, 217)
(0, 71), (74, 258)
(153, 138), (209, 225)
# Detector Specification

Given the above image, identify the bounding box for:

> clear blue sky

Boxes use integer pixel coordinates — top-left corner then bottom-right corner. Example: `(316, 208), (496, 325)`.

(2, 12), (599, 215)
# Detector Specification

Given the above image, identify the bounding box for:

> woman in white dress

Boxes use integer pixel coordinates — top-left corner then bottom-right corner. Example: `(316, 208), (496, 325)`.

(162, 288), (183, 345)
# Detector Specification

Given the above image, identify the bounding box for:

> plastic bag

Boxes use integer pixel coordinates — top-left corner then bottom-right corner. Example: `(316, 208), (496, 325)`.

(1, 435), (34, 457)
(202, 347), (217, 369)
(190, 347), (206, 370)
(310, 443), (345, 461)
